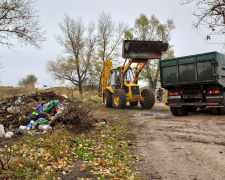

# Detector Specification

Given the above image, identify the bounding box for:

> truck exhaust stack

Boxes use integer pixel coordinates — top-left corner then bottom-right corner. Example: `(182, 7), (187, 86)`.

(122, 40), (168, 60)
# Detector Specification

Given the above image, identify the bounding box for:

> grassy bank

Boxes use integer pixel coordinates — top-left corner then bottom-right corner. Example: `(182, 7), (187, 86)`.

(0, 122), (139, 179)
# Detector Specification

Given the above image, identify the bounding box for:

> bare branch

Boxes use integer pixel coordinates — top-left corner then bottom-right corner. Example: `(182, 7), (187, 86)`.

(0, 0), (46, 50)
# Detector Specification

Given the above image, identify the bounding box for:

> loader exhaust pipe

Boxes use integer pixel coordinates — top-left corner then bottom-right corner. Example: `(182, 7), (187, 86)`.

(122, 40), (168, 60)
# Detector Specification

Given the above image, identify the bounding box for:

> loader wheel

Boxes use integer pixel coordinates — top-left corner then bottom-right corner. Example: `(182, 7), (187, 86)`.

(177, 106), (189, 116)
(130, 102), (138, 107)
(140, 89), (155, 109)
(113, 89), (127, 109)
(104, 90), (112, 107)
(219, 93), (225, 115)
(170, 107), (179, 116)
(211, 108), (221, 115)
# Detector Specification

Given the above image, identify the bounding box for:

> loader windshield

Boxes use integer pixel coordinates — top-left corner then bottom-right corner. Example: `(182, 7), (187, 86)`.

(126, 69), (134, 82)
(109, 69), (134, 86)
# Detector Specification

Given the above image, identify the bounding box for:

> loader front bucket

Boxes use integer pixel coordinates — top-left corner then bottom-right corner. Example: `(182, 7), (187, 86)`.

(122, 40), (168, 60)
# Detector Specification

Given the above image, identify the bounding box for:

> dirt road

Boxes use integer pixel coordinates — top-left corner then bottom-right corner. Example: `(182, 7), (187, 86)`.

(92, 103), (225, 180)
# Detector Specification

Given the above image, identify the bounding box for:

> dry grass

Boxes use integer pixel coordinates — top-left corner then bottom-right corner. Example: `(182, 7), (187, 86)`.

(0, 86), (168, 104)
(0, 86), (101, 104)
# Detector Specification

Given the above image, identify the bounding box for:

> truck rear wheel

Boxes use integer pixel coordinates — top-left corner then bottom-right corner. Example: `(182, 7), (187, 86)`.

(211, 108), (221, 115)
(170, 107), (179, 116)
(130, 102), (138, 107)
(140, 89), (155, 109)
(177, 106), (189, 116)
(113, 89), (127, 109)
(104, 90), (112, 107)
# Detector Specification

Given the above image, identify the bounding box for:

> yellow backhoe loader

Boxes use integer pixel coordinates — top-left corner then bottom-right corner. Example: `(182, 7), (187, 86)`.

(98, 40), (168, 109)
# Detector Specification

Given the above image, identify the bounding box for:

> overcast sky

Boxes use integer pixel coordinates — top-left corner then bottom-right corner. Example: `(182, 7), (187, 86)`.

(0, 0), (223, 87)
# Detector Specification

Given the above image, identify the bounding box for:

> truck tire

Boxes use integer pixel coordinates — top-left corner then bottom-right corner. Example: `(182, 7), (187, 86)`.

(130, 102), (138, 107)
(140, 89), (155, 109)
(219, 93), (225, 115)
(177, 106), (189, 116)
(211, 108), (221, 115)
(170, 107), (179, 116)
(113, 89), (127, 109)
(104, 90), (112, 107)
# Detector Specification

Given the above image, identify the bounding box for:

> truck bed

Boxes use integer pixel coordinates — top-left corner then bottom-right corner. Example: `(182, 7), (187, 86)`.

(160, 52), (225, 88)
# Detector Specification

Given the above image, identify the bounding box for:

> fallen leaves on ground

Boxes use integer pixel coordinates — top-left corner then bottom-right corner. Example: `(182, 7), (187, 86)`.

(0, 123), (140, 179)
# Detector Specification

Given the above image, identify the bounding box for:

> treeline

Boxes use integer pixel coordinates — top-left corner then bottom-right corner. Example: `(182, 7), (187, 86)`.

(46, 12), (176, 95)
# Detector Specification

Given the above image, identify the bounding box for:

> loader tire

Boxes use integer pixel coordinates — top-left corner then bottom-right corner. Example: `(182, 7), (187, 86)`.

(170, 107), (179, 116)
(177, 106), (189, 116)
(130, 102), (138, 107)
(113, 89), (127, 109)
(104, 90), (112, 107)
(219, 93), (225, 115)
(140, 89), (155, 109)
(211, 108), (221, 115)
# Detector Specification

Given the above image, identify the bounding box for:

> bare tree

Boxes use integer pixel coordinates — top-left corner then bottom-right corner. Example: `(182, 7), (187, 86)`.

(0, 0), (46, 49)
(47, 15), (96, 95)
(126, 14), (176, 91)
(181, 0), (225, 41)
(95, 11), (128, 76)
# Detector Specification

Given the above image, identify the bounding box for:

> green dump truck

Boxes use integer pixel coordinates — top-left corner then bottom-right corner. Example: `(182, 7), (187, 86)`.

(160, 51), (225, 116)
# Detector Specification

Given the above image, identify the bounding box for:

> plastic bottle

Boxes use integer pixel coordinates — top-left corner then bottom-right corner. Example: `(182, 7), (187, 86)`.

(4, 132), (14, 138)
(26, 124), (32, 130)
(15, 97), (22, 105)
(30, 120), (35, 129)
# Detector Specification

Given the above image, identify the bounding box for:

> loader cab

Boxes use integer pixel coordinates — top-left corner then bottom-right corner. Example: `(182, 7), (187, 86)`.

(109, 68), (134, 88)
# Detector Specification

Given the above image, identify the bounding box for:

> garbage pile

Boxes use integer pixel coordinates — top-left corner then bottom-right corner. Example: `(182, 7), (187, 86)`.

(0, 91), (95, 138)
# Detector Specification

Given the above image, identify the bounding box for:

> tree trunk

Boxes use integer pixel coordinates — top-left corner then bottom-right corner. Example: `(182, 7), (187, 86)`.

(78, 83), (83, 96)
(148, 79), (154, 91)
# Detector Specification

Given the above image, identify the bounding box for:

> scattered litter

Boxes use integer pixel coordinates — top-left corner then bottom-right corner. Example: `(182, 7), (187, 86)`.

(38, 124), (52, 131)
(7, 106), (20, 115)
(26, 124), (32, 130)
(95, 122), (106, 126)
(95, 119), (110, 126)
(19, 125), (26, 130)
(61, 95), (68, 98)
(36, 148), (45, 154)
(37, 103), (43, 111)
(13, 128), (24, 135)
(0, 91), (96, 138)
(4, 131), (14, 138)
(29, 91), (36, 95)
(15, 97), (22, 105)
(0, 124), (5, 137)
